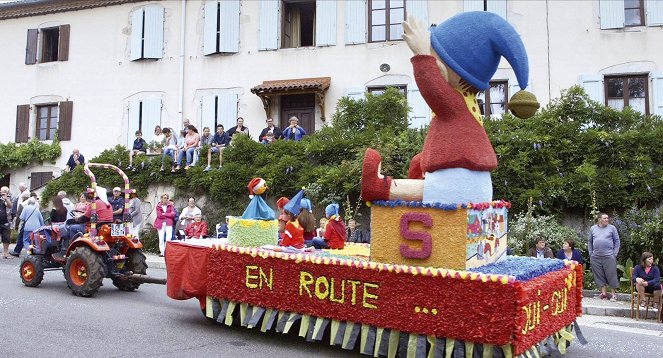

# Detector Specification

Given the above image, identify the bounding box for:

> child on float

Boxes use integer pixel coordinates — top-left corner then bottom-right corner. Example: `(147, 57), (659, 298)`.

(276, 197), (289, 240)
(311, 203), (346, 250)
(298, 198), (317, 247)
(279, 191), (305, 249)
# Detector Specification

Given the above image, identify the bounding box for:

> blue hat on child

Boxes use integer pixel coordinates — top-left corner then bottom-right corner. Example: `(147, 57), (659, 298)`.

(300, 198), (312, 213)
(284, 190), (305, 215)
(325, 203), (339, 218)
(430, 11), (529, 91)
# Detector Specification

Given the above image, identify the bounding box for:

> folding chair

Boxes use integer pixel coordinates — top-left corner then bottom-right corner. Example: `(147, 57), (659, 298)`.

(630, 267), (660, 320)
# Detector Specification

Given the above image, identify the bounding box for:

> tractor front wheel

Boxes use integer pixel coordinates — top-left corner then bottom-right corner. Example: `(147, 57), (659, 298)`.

(65, 246), (106, 297)
(20, 255), (44, 287)
(112, 249), (148, 291)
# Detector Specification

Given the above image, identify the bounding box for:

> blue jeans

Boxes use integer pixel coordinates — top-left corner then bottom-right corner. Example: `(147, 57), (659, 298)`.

(162, 148), (176, 165)
(311, 237), (329, 249)
(177, 147), (196, 166)
(61, 224), (86, 240)
(22, 229), (33, 249)
(13, 227), (24, 253)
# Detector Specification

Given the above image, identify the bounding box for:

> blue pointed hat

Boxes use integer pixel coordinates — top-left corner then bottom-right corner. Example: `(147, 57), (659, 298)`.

(430, 11), (529, 91)
(300, 198), (312, 212)
(325, 203), (339, 218)
(284, 190), (305, 215)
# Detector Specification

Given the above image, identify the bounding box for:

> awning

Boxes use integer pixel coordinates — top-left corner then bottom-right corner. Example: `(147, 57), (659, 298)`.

(251, 77), (331, 121)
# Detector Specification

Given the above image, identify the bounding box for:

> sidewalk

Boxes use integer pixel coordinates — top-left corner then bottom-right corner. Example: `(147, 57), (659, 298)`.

(145, 252), (166, 269)
(582, 289), (661, 321)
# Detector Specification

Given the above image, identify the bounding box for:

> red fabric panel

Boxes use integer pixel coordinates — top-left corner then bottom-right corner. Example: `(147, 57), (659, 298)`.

(165, 241), (209, 303)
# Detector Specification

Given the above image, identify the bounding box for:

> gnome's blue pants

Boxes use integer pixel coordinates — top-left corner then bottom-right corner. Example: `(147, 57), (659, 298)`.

(422, 168), (492, 204)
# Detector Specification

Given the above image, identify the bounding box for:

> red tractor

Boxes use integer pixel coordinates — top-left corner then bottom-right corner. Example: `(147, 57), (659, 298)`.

(19, 163), (165, 297)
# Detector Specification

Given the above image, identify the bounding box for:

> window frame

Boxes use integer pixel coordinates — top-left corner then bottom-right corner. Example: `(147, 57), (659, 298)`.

(478, 80), (509, 117)
(604, 74), (649, 115)
(368, 0), (406, 43)
(281, 0), (316, 49)
(35, 103), (59, 141)
(624, 0), (645, 27)
(40, 26), (60, 63)
(367, 85), (407, 95)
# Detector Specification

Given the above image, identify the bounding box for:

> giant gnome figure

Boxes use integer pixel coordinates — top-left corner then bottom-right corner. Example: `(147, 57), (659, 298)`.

(361, 13), (539, 204)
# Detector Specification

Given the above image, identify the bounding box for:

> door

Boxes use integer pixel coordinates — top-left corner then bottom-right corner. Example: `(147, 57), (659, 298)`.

(280, 94), (315, 135)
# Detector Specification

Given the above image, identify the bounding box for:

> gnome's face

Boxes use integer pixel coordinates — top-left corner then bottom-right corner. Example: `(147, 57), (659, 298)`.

(430, 47), (463, 90)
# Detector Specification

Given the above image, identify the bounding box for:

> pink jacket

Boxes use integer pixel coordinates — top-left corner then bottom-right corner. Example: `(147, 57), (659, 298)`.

(154, 202), (176, 228)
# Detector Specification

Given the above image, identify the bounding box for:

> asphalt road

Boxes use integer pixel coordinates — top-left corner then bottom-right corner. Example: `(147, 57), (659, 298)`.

(1, 256), (661, 358)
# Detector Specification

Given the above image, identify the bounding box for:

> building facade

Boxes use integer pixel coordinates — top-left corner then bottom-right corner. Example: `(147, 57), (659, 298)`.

(0, 0), (662, 192)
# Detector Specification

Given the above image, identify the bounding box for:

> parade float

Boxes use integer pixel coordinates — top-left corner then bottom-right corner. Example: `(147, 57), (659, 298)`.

(165, 12), (585, 357)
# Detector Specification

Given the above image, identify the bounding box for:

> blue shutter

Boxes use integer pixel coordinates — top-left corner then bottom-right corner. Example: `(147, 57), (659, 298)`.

(219, 94), (238, 131)
(579, 74), (605, 103)
(143, 6), (164, 59)
(259, 0), (279, 51)
(316, 0), (337, 47)
(220, 0), (240, 53)
(407, 87), (430, 129)
(646, 0), (663, 26)
(345, 0), (366, 45)
(130, 9), (144, 61)
(600, 0), (625, 29)
(128, 99), (141, 147)
(651, 71), (663, 116)
(345, 87), (365, 101)
(463, 0), (484, 12)
(203, 1), (219, 55)
(201, 95), (218, 131)
(406, 0), (428, 26)
(486, 0), (507, 20)
(142, 98), (163, 141)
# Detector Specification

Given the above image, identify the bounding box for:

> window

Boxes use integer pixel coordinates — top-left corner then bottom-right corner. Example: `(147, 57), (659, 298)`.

(203, 0), (240, 55)
(369, 0), (405, 42)
(36, 104), (58, 140)
(477, 81), (508, 117)
(282, 1), (315, 48)
(30, 172), (53, 191)
(367, 85), (407, 95)
(130, 6), (165, 61)
(25, 25), (70, 65)
(15, 101), (71, 143)
(605, 75), (649, 115)
(624, 0), (645, 26)
(128, 98), (162, 147)
(463, 0), (507, 19)
(201, 94), (238, 132)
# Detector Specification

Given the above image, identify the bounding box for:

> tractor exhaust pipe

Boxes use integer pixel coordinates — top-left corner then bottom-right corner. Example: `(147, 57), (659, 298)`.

(116, 272), (167, 285)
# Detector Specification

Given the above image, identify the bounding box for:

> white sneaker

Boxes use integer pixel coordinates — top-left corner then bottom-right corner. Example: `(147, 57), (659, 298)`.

(204, 165), (211, 172)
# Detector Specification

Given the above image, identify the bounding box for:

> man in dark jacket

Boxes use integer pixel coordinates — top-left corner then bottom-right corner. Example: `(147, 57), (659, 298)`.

(258, 118), (283, 142)
(527, 237), (554, 259)
(204, 124), (230, 171)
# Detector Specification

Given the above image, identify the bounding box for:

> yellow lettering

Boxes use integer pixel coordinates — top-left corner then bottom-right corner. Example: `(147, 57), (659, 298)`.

(315, 276), (330, 300)
(362, 282), (379, 309)
(299, 271), (314, 297)
(259, 267), (273, 290)
(521, 305), (530, 335)
(329, 277), (345, 304)
(348, 280), (361, 306)
(246, 265), (259, 289)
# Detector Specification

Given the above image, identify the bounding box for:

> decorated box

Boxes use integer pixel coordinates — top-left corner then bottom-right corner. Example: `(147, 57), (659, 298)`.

(227, 217), (278, 247)
(369, 200), (509, 270)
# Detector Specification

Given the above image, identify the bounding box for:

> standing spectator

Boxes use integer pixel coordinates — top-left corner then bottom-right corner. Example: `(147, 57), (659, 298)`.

(217, 216), (229, 239)
(10, 183), (31, 256)
(65, 149), (85, 172)
(0, 187), (13, 259)
(204, 124), (230, 171)
(527, 237), (554, 258)
(200, 126), (213, 146)
(10, 182), (28, 224)
(175, 125), (200, 170)
(632, 251), (661, 308)
(346, 218), (368, 243)
(178, 197), (202, 230)
(589, 212), (621, 301)
(227, 117), (250, 138)
(282, 116), (307, 141)
(160, 128), (178, 172)
(312, 203), (347, 250)
(58, 191), (75, 219)
(127, 189), (143, 239)
(127, 130), (147, 170)
(154, 193), (176, 256)
(556, 239), (584, 264)
(19, 198), (44, 252)
(259, 117), (283, 141)
(152, 125), (165, 145)
(185, 213), (208, 239)
(49, 196), (68, 223)
(109, 187), (125, 223)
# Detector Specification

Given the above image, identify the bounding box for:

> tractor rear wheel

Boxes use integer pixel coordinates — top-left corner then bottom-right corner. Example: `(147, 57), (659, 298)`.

(112, 249), (148, 291)
(65, 246), (106, 297)
(20, 255), (44, 287)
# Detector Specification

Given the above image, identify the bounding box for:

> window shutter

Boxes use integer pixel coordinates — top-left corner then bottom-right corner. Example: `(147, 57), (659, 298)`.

(646, 0), (663, 26)
(316, 0), (337, 46)
(406, 0), (428, 26)
(25, 28), (38, 65)
(58, 24), (70, 61)
(218, 94), (238, 131)
(579, 74), (605, 104)
(259, 0), (279, 51)
(651, 71), (663, 116)
(487, 0), (507, 20)
(600, 0), (625, 29)
(127, 99), (141, 147)
(143, 6), (165, 59)
(344, 87), (365, 101)
(142, 98), (163, 140)
(203, 1), (219, 55)
(219, 0), (240, 53)
(345, 0), (366, 45)
(201, 95), (218, 130)
(407, 87), (430, 129)
(463, 0), (484, 12)
(15, 104), (30, 143)
(58, 101), (73, 141)
(130, 9), (144, 61)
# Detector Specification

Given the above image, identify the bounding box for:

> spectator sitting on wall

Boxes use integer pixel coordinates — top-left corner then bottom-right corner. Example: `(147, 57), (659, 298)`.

(127, 130), (147, 170)
(204, 124), (230, 171)
(227, 117), (250, 138)
(65, 149), (85, 172)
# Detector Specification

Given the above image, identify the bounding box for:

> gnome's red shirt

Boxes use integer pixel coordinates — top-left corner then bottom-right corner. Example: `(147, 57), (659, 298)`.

(411, 55), (497, 173)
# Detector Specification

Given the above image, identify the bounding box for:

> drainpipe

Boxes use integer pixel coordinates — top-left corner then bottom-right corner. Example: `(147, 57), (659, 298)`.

(178, 0), (186, 125)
